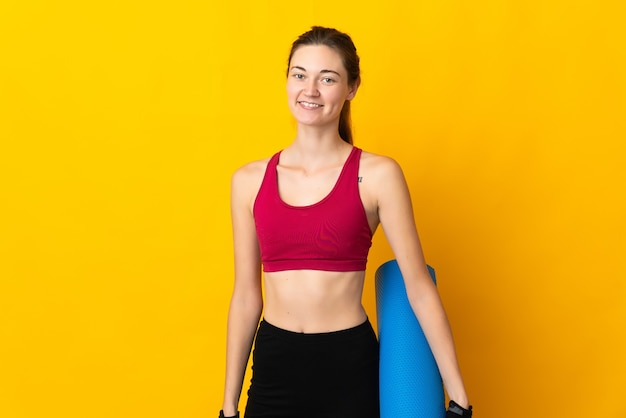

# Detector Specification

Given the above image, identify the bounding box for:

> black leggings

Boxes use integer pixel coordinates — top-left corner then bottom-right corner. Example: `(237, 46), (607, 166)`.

(244, 319), (380, 418)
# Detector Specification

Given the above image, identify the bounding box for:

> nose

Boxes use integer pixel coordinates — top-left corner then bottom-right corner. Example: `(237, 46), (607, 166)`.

(303, 78), (319, 97)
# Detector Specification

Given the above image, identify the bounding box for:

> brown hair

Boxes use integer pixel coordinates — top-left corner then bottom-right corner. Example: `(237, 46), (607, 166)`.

(287, 26), (361, 144)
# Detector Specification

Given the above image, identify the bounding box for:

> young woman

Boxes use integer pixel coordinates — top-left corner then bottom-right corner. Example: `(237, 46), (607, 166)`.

(220, 26), (472, 418)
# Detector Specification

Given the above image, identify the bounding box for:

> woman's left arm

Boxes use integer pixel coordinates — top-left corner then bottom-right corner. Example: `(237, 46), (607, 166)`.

(373, 156), (470, 409)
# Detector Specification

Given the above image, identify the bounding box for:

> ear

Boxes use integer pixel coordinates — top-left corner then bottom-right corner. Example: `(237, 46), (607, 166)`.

(346, 76), (361, 101)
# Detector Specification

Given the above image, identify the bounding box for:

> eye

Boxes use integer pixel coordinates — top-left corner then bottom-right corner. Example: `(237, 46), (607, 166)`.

(293, 73), (305, 80)
(321, 77), (335, 84)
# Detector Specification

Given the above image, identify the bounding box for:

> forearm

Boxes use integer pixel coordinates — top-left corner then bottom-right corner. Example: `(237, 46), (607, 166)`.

(409, 290), (469, 408)
(222, 295), (263, 415)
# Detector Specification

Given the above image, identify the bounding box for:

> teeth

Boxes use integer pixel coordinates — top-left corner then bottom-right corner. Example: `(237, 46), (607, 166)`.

(300, 102), (321, 108)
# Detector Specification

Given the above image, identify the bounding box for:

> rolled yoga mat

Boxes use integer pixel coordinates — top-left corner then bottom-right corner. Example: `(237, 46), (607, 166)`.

(375, 259), (445, 418)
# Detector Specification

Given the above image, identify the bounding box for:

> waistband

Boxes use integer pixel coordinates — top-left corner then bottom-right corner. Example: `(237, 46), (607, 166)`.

(258, 318), (376, 344)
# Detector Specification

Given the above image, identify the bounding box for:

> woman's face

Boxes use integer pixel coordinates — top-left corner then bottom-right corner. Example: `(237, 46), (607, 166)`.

(286, 45), (357, 129)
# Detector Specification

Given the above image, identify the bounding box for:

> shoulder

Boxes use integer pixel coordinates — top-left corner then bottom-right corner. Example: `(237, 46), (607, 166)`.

(231, 154), (275, 204)
(359, 150), (406, 183)
(232, 156), (272, 185)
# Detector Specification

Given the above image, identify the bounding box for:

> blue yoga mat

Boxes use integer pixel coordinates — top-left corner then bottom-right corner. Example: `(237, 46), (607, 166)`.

(375, 259), (445, 418)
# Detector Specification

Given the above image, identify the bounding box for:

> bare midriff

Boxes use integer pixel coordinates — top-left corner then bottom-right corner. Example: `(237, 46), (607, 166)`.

(262, 269), (368, 333)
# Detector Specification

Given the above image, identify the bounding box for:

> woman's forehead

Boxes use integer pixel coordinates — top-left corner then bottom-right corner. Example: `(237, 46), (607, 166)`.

(290, 45), (346, 73)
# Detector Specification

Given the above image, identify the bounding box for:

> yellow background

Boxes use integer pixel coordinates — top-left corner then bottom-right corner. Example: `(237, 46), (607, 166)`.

(1, 1), (625, 417)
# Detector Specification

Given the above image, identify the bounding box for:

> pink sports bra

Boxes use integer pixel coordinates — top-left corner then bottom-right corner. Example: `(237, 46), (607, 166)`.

(253, 146), (373, 272)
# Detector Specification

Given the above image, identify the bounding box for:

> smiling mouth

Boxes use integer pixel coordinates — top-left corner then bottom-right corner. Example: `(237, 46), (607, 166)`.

(298, 101), (323, 108)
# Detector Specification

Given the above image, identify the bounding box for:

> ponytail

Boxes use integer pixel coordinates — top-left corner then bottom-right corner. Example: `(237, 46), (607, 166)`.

(338, 101), (353, 144)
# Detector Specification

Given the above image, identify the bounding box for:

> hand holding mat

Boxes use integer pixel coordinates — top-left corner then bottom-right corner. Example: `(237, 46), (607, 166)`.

(446, 400), (473, 417)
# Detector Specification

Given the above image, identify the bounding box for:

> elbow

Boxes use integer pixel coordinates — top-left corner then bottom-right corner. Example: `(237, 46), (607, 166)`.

(230, 288), (263, 319)
(250, 296), (263, 318)
(406, 280), (442, 314)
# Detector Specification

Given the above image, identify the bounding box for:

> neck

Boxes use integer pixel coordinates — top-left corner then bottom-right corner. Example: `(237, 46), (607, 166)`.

(283, 125), (352, 169)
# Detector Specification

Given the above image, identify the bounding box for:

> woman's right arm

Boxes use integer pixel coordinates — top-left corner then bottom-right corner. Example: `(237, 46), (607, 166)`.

(221, 165), (264, 416)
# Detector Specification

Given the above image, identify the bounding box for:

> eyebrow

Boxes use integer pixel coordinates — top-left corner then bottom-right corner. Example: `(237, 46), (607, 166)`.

(290, 66), (342, 77)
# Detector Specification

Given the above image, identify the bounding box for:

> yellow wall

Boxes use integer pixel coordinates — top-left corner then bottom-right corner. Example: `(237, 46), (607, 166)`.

(1, 1), (624, 417)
